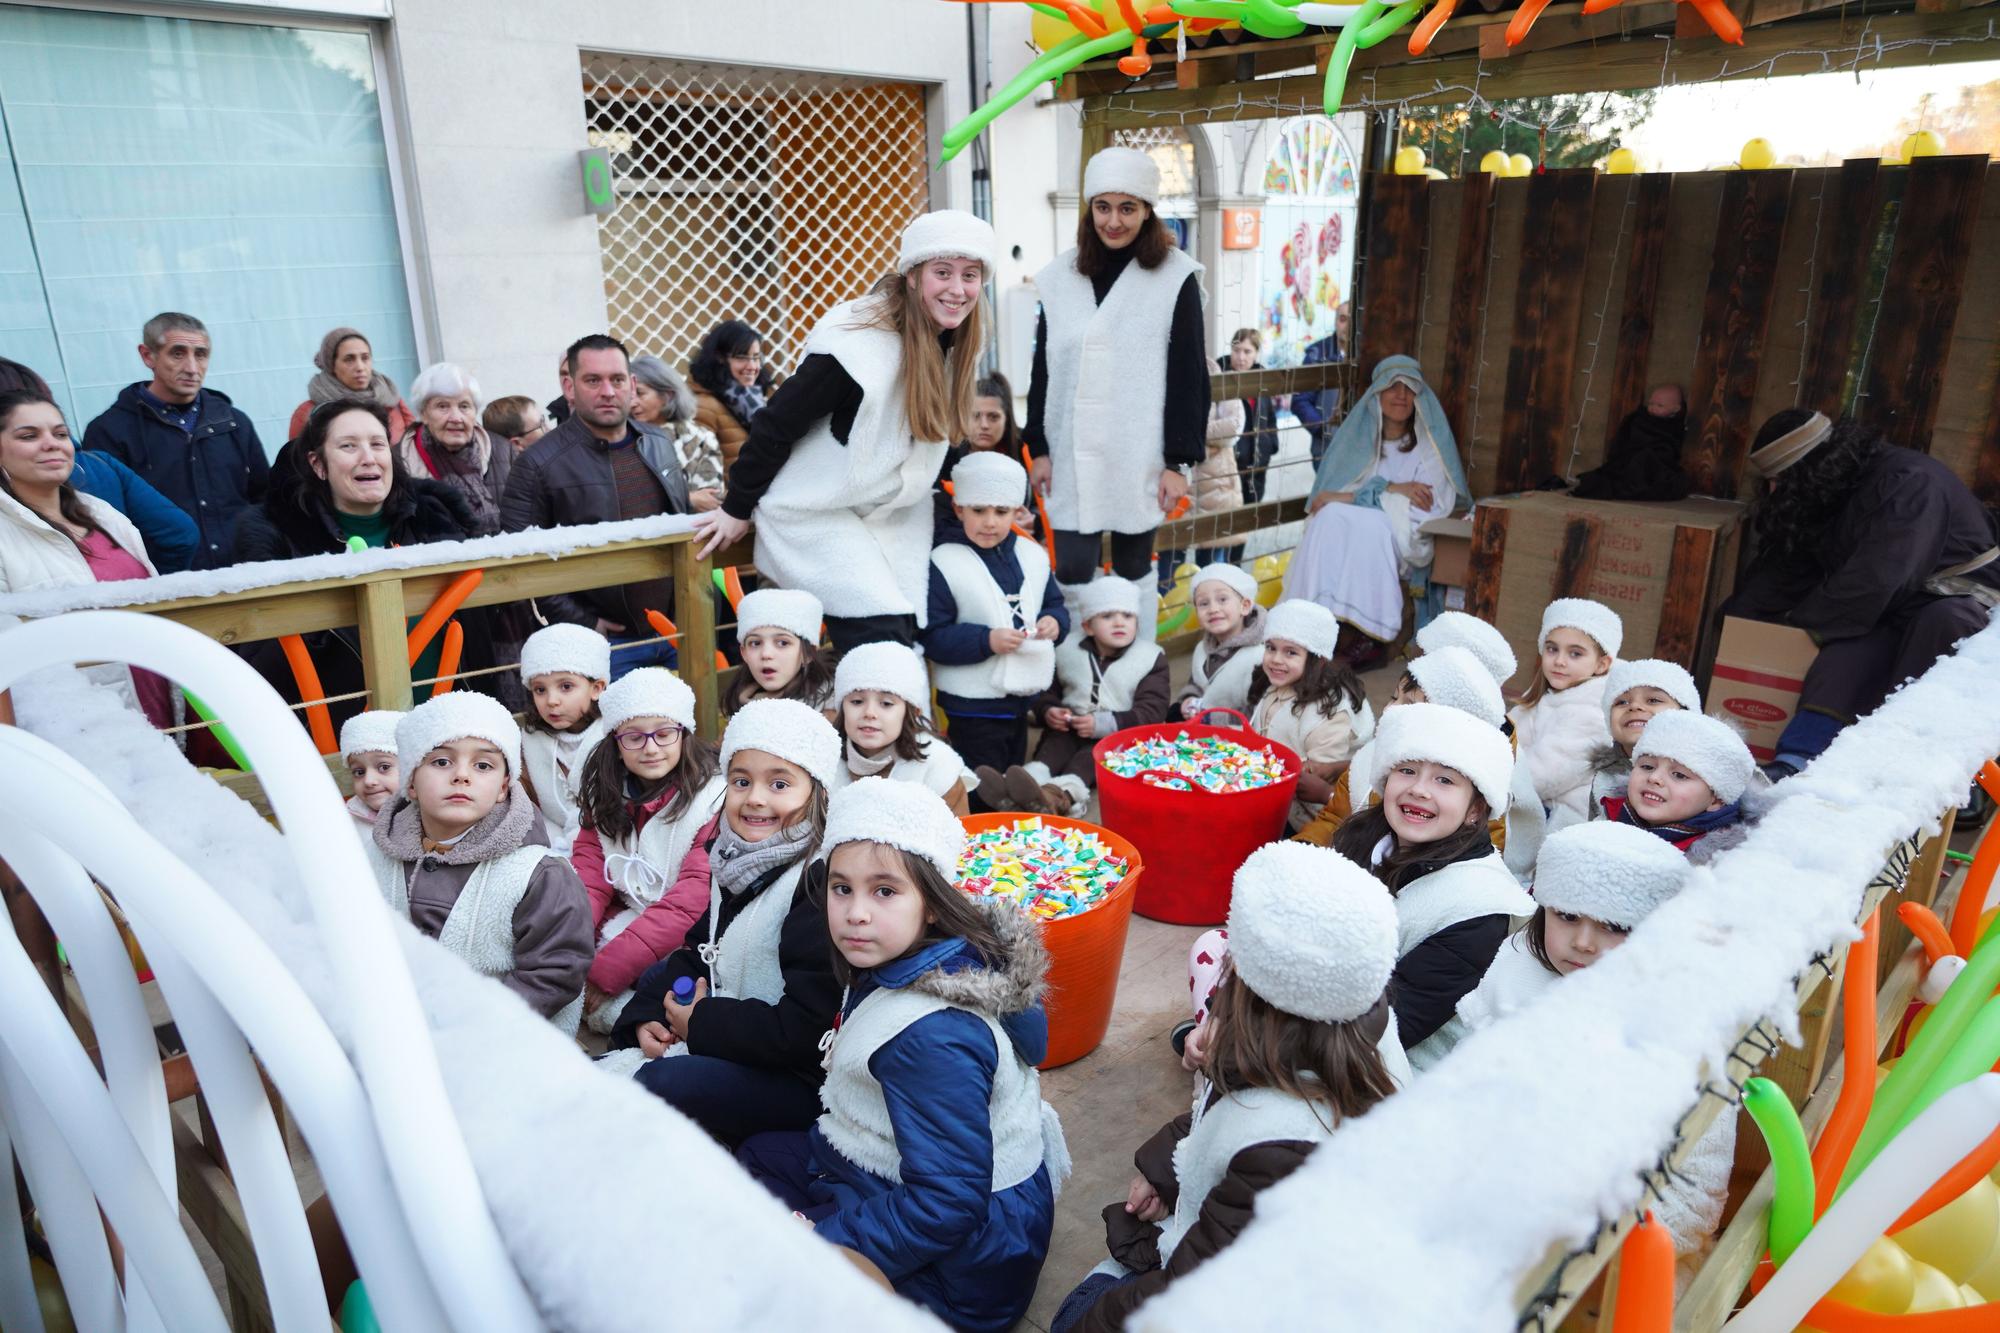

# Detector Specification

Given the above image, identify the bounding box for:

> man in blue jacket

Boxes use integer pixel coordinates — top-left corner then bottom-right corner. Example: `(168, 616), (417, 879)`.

(1288, 301), (1350, 471)
(81, 312), (269, 569)
(69, 452), (200, 574)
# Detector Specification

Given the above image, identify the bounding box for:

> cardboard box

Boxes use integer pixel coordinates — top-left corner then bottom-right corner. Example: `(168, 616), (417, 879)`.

(1706, 617), (1820, 761)
(1422, 516), (1473, 588)
(1466, 492), (1746, 693)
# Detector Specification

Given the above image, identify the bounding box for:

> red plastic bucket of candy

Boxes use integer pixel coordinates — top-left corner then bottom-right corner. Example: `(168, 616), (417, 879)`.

(1091, 713), (1298, 926)
(957, 813), (1145, 1069)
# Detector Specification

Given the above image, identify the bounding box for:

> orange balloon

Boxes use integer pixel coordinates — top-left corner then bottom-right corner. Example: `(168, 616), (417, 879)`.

(1612, 1211), (1674, 1331)
(1815, 907), (1880, 1215)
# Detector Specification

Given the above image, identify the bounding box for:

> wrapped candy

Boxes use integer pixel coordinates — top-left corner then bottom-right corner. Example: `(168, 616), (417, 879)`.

(1100, 731), (1287, 794)
(955, 817), (1128, 921)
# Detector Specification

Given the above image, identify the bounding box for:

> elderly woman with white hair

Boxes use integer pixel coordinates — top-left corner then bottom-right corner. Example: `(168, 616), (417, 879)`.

(630, 354), (725, 512)
(399, 361), (511, 534)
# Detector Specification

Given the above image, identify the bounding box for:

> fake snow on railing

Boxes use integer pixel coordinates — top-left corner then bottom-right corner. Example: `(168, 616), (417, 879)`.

(1128, 613), (2000, 1331)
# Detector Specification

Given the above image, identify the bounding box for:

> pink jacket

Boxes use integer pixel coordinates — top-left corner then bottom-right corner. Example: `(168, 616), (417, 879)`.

(577, 798), (719, 996)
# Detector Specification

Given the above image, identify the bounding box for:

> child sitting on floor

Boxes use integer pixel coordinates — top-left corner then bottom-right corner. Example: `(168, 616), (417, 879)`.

(1176, 563), (1265, 721)
(1250, 600), (1373, 835)
(725, 588), (834, 716)
(1052, 843), (1403, 1333)
(1586, 658), (1701, 814)
(1602, 709), (1755, 864)
(737, 778), (1067, 1333)
(1509, 598), (1621, 822)
(829, 641), (969, 813)
(366, 693), (593, 1032)
(340, 709), (403, 835)
(516, 622), (610, 854)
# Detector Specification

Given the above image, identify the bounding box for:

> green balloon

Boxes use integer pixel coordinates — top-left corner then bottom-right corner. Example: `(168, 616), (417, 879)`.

(941, 23), (1180, 162)
(1320, 0), (1380, 114)
(183, 688), (253, 773)
(1743, 1076), (1815, 1266)
(711, 567), (727, 597)
(1884, 994), (2000, 1154)
(1241, 0), (1309, 39)
(338, 1281), (380, 1333)
(1355, 0), (1424, 46)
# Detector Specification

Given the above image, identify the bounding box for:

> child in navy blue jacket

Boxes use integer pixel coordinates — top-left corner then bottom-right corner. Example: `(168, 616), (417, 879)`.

(739, 778), (1068, 1333)
(923, 452), (1068, 783)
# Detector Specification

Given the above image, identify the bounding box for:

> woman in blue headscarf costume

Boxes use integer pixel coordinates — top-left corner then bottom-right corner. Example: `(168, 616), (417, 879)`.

(1284, 355), (1468, 643)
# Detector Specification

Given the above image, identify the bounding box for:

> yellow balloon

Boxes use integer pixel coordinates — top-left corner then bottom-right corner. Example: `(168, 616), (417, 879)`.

(1394, 145), (1427, 175)
(1903, 130), (1945, 159)
(1960, 1283), (1988, 1308)
(1828, 1236), (1918, 1314)
(1907, 1258), (1969, 1311)
(1030, 11), (1080, 50)
(1740, 137), (1777, 171)
(1899, 1178), (2000, 1282)
(1252, 554), (1283, 607)
(1508, 153), (1534, 178)
(1479, 150), (1510, 176)
(1604, 147), (1639, 175)
(1273, 549), (1292, 576)
(1423, 167), (1448, 180)
(1965, 1223), (2000, 1300)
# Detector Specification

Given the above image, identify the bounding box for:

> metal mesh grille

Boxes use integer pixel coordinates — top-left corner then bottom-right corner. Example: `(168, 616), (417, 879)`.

(1113, 125), (1197, 209)
(581, 54), (931, 370)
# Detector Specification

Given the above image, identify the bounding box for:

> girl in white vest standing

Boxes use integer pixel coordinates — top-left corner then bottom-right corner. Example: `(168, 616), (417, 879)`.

(570, 668), (726, 1033)
(1026, 146), (1211, 643)
(366, 693), (594, 1034)
(613, 699), (843, 1146)
(829, 641), (970, 813)
(691, 210), (996, 654)
(1051, 842), (1402, 1333)
(738, 779), (1068, 1333)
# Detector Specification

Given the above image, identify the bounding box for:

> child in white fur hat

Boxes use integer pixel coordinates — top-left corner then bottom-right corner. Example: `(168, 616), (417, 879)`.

(516, 622), (611, 854)
(1602, 709), (1756, 864)
(1249, 599), (1373, 834)
(1585, 658), (1702, 816)
(1413, 609), (1519, 693)
(1056, 842), (1404, 1333)
(1005, 575), (1169, 817)
(925, 449), (1068, 785)
(1328, 703), (1532, 1051)
(613, 698), (844, 1146)
(340, 709), (404, 835)
(737, 778), (1066, 1333)
(1176, 562), (1266, 721)
(365, 692), (593, 1033)
(570, 668), (727, 1033)
(830, 641), (969, 813)
(725, 587), (834, 717)
(1508, 597), (1622, 822)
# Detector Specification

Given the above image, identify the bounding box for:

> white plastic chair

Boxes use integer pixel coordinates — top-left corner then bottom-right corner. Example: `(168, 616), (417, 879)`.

(0, 611), (539, 1330)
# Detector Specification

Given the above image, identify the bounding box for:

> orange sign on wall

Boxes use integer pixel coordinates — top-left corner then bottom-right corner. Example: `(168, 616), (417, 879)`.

(1222, 208), (1261, 250)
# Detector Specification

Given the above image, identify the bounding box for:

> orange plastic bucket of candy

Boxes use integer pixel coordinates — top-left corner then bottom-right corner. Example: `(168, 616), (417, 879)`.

(958, 813), (1145, 1069)
(1091, 712), (1299, 926)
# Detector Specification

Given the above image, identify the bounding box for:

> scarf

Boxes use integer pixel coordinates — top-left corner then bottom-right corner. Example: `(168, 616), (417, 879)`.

(844, 739), (896, 779)
(1311, 355), (1468, 502)
(721, 380), (766, 428)
(305, 326), (404, 409)
(709, 816), (815, 898)
(1611, 796), (1743, 846)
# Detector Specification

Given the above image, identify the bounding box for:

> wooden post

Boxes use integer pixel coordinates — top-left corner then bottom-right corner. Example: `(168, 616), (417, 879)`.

(675, 540), (720, 737)
(355, 580), (412, 711)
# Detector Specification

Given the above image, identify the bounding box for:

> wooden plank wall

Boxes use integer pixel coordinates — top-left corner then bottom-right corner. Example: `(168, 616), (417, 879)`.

(1375, 159), (2000, 503)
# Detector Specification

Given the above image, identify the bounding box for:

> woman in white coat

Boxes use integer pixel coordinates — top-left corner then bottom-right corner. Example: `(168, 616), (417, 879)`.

(1025, 146), (1212, 640)
(692, 210), (995, 655)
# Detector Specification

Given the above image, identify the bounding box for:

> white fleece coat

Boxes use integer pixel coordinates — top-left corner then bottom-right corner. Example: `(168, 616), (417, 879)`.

(0, 487), (158, 706)
(1509, 675), (1613, 822)
(1251, 688), (1375, 833)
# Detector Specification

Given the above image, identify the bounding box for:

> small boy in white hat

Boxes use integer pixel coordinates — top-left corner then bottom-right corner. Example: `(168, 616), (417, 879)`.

(516, 621), (612, 853)
(1603, 709), (1756, 864)
(924, 450), (1069, 785)
(1176, 562), (1266, 721)
(340, 709), (404, 835)
(366, 692), (593, 1033)
(1586, 658), (1702, 815)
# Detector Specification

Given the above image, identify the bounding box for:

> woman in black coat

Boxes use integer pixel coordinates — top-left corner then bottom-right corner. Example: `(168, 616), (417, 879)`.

(233, 398), (498, 732)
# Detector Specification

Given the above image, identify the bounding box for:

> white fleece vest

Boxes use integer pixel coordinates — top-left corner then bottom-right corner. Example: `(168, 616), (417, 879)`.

(816, 985), (1058, 1191)
(374, 843), (583, 1036)
(1508, 675), (1613, 822)
(701, 860), (806, 1005)
(600, 777), (726, 914)
(1393, 852), (1534, 958)
(930, 541), (1057, 698)
(832, 736), (966, 801)
(1035, 247), (1202, 534)
(751, 298), (948, 620)
(1055, 639), (1163, 714)
(1189, 638), (1259, 716)
(1408, 932), (1554, 1073)
(1159, 1086), (1339, 1263)
(521, 721), (604, 854)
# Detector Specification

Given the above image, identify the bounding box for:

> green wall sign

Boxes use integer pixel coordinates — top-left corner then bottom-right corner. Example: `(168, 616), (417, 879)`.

(579, 148), (615, 216)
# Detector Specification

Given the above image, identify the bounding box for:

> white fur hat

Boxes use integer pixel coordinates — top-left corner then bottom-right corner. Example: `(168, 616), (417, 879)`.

(1369, 702), (1515, 817)
(1632, 709), (1756, 804)
(897, 208), (997, 274)
(1083, 145), (1161, 206)
(823, 777), (967, 884)
(1540, 597), (1623, 659)
(339, 709), (404, 760)
(395, 692), (521, 783)
(1406, 646), (1505, 730)
(833, 641), (932, 713)
(950, 451), (1028, 509)
(720, 697), (842, 790)
(1415, 611), (1518, 688)
(518, 622), (611, 686)
(1533, 821), (1689, 929)
(1263, 599), (1339, 660)
(736, 587), (823, 644)
(1191, 562), (1258, 603)
(598, 667), (696, 735)
(1603, 658), (1701, 724)
(1076, 576), (1142, 624)
(1226, 842), (1398, 1024)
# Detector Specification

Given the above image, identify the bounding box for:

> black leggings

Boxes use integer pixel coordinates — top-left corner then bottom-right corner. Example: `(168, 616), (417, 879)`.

(1053, 529), (1156, 585)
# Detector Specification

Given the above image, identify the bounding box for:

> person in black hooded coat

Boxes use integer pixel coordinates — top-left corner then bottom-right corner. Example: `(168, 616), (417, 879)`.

(232, 398), (498, 732)
(1572, 384), (1693, 502)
